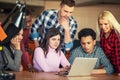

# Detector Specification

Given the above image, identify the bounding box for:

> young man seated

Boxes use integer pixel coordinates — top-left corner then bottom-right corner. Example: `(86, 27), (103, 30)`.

(68, 28), (114, 74)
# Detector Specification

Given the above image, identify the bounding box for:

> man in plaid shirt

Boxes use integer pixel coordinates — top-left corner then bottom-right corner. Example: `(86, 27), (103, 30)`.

(30, 0), (77, 53)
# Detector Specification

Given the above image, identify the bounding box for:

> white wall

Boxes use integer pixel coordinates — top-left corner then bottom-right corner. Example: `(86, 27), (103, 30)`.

(45, 1), (120, 40)
(73, 4), (120, 40)
(1, 1), (120, 40)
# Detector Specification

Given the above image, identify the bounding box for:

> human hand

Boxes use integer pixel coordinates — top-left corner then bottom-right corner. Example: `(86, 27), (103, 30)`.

(57, 65), (70, 76)
(60, 65), (71, 72)
(92, 69), (106, 74)
(117, 73), (120, 76)
(28, 64), (38, 72)
(58, 16), (70, 30)
(11, 37), (20, 50)
(34, 40), (40, 48)
(19, 65), (23, 71)
(64, 65), (71, 72)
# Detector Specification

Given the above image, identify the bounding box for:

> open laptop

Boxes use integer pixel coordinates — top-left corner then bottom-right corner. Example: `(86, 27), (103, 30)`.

(66, 57), (98, 77)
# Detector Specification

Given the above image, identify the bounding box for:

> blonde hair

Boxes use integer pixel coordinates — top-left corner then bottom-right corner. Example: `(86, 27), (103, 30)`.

(97, 10), (120, 35)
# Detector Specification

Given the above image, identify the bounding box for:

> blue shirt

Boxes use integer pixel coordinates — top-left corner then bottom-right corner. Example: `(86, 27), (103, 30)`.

(30, 9), (77, 53)
(69, 46), (114, 74)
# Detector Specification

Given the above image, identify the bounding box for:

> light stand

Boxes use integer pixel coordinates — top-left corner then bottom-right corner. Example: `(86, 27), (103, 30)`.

(0, 0), (26, 80)
(2, 0), (21, 27)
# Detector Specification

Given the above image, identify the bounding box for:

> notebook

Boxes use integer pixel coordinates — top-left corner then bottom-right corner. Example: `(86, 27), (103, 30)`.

(67, 57), (98, 77)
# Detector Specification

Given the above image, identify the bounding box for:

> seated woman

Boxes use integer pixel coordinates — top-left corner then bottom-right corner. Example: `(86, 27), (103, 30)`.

(0, 23), (23, 71)
(33, 28), (70, 72)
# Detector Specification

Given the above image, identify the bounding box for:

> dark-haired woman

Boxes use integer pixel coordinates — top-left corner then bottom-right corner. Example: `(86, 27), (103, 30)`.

(33, 28), (70, 72)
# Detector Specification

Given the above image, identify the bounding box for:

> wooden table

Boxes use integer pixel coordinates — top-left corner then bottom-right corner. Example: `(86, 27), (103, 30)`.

(6, 71), (120, 80)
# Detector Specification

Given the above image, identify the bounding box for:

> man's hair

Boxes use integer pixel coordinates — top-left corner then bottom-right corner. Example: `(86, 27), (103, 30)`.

(78, 28), (96, 41)
(26, 9), (31, 16)
(60, 0), (75, 7)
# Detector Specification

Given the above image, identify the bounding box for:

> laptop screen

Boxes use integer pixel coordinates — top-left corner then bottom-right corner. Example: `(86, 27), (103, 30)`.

(67, 57), (98, 76)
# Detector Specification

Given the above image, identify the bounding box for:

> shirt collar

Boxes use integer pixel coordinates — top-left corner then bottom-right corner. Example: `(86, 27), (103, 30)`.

(48, 46), (56, 52)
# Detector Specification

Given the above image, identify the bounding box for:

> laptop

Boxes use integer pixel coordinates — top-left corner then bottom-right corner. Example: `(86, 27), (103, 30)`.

(66, 57), (98, 77)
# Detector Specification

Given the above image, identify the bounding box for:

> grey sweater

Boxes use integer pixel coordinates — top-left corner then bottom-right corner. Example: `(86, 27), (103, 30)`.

(0, 46), (22, 71)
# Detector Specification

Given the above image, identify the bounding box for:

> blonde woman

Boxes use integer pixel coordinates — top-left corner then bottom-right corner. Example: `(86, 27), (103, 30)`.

(97, 10), (120, 75)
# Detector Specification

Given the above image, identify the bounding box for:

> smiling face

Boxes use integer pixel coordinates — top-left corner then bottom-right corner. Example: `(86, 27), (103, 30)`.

(11, 29), (23, 44)
(59, 4), (74, 18)
(49, 34), (61, 49)
(80, 36), (96, 54)
(98, 19), (111, 35)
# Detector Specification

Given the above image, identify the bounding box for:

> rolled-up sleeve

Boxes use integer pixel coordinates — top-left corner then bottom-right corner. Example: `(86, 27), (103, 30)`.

(64, 41), (73, 51)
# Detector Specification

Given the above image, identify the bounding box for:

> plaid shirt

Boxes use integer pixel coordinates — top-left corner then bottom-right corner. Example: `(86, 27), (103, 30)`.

(30, 9), (77, 52)
(100, 30), (120, 73)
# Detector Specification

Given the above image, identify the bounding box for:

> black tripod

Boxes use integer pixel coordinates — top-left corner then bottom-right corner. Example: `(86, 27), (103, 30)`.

(0, 0), (26, 79)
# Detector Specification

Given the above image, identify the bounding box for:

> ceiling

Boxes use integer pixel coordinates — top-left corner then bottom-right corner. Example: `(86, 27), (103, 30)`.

(0, 0), (44, 7)
(75, 0), (120, 6)
(0, 0), (44, 14)
(0, 0), (44, 10)
(0, 0), (120, 7)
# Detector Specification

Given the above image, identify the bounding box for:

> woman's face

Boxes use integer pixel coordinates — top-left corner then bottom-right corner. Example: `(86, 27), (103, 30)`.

(98, 19), (111, 34)
(49, 34), (60, 49)
(11, 29), (23, 45)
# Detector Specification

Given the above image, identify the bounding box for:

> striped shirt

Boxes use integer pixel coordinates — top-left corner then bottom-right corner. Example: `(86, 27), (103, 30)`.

(30, 9), (77, 52)
(68, 46), (114, 74)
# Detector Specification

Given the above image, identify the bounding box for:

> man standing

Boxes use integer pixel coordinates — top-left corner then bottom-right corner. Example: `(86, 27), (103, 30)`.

(21, 9), (36, 72)
(30, 0), (77, 53)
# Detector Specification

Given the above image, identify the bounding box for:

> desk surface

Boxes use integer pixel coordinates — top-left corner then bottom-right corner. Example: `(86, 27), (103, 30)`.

(7, 71), (120, 80)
